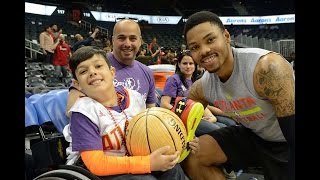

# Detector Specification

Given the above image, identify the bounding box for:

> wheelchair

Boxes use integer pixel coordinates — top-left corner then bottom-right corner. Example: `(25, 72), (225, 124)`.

(25, 89), (102, 180)
(26, 89), (265, 180)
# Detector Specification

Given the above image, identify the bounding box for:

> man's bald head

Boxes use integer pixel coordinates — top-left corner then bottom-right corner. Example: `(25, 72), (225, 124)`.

(111, 19), (142, 65)
(113, 19), (141, 37)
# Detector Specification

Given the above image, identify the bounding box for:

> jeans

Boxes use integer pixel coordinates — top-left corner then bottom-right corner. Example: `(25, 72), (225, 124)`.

(44, 51), (53, 64)
(54, 65), (69, 78)
(216, 116), (237, 126)
(196, 119), (224, 137)
(195, 116), (236, 137)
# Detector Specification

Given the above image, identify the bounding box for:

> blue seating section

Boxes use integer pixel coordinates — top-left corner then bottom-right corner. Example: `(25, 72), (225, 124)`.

(43, 89), (69, 133)
(28, 93), (52, 125)
(25, 97), (39, 127)
(25, 89), (70, 133)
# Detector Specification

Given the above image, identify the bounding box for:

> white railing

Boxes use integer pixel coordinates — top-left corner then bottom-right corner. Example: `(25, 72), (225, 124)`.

(80, 20), (109, 38)
(25, 38), (42, 60)
(232, 33), (295, 58)
(279, 39), (295, 58)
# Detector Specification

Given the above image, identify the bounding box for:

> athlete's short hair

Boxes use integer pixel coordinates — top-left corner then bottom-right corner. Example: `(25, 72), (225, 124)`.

(184, 11), (225, 39)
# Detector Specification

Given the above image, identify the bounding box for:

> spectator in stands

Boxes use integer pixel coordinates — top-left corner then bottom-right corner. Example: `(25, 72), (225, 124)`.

(52, 34), (72, 79)
(148, 37), (161, 64)
(141, 38), (150, 56)
(71, 27), (100, 52)
(161, 48), (177, 65)
(91, 31), (105, 49)
(102, 39), (113, 53)
(136, 47), (152, 65)
(39, 25), (60, 64)
(64, 46), (188, 179)
(167, 48), (177, 65)
(160, 50), (225, 132)
(66, 19), (157, 117)
(137, 48), (147, 57)
(50, 24), (62, 41)
(181, 11), (295, 180)
(180, 44), (187, 51)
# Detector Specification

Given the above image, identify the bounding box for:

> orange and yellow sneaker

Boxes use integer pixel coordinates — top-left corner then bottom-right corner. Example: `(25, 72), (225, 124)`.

(171, 96), (204, 162)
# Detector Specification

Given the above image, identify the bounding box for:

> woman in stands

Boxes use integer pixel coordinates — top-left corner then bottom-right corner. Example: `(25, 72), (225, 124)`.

(160, 50), (227, 132)
(148, 37), (161, 65)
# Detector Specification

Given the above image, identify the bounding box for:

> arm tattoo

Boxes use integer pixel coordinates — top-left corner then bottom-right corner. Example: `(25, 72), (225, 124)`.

(254, 60), (295, 117)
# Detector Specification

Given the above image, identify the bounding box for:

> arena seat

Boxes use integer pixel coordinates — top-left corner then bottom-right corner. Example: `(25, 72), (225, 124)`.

(148, 64), (175, 90)
(27, 77), (47, 88)
(27, 70), (44, 78)
(45, 77), (66, 88)
(27, 62), (42, 71)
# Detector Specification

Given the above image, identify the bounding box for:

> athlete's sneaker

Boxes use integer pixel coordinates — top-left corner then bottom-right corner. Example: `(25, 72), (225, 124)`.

(171, 96), (204, 162)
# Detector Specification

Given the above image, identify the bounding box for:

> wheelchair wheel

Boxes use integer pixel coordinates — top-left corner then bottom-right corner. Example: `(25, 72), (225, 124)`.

(34, 165), (101, 180)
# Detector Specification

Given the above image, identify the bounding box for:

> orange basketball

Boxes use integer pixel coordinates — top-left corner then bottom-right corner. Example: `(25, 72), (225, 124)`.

(125, 107), (187, 156)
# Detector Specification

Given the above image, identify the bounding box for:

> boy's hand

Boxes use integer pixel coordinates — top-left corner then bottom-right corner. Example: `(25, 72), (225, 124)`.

(150, 146), (180, 172)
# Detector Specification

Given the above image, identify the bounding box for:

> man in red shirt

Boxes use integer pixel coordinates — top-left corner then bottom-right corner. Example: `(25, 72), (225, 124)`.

(52, 34), (72, 78)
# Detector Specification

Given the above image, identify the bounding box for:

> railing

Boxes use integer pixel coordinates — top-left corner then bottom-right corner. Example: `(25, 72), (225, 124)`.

(25, 38), (43, 60)
(232, 33), (295, 58)
(79, 20), (109, 38)
(79, 20), (92, 31)
(278, 39), (295, 58)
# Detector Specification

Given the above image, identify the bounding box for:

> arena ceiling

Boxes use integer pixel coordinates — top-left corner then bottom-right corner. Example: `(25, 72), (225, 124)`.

(26, 0), (294, 16)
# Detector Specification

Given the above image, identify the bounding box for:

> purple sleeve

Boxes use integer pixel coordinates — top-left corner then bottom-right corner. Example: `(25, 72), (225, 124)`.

(70, 112), (102, 151)
(146, 69), (156, 105)
(162, 76), (178, 98)
(138, 62), (156, 105)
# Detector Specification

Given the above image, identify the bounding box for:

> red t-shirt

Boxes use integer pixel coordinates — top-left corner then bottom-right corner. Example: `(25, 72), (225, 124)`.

(52, 42), (71, 66)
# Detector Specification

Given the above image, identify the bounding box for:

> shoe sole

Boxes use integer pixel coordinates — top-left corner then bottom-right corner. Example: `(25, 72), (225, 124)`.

(178, 102), (204, 162)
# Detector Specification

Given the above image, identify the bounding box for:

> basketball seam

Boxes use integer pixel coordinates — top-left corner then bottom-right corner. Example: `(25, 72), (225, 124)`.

(148, 108), (185, 128)
(150, 113), (178, 152)
(150, 108), (183, 123)
(126, 115), (145, 155)
(146, 109), (152, 154)
(126, 107), (187, 156)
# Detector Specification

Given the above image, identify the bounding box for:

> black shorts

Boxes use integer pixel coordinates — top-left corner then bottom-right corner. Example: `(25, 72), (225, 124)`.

(208, 125), (289, 180)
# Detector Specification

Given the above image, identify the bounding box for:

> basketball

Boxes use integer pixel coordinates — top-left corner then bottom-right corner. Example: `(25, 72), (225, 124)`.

(125, 107), (187, 156)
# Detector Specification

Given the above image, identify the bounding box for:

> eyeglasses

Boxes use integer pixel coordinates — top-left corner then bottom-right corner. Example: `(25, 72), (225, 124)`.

(177, 50), (191, 58)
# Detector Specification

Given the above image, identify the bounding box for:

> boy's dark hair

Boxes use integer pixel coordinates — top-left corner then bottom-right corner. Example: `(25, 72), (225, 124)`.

(69, 46), (111, 80)
(183, 11), (225, 40)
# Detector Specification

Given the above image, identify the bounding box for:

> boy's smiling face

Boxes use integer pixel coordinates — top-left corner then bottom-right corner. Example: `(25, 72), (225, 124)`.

(74, 54), (115, 99)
